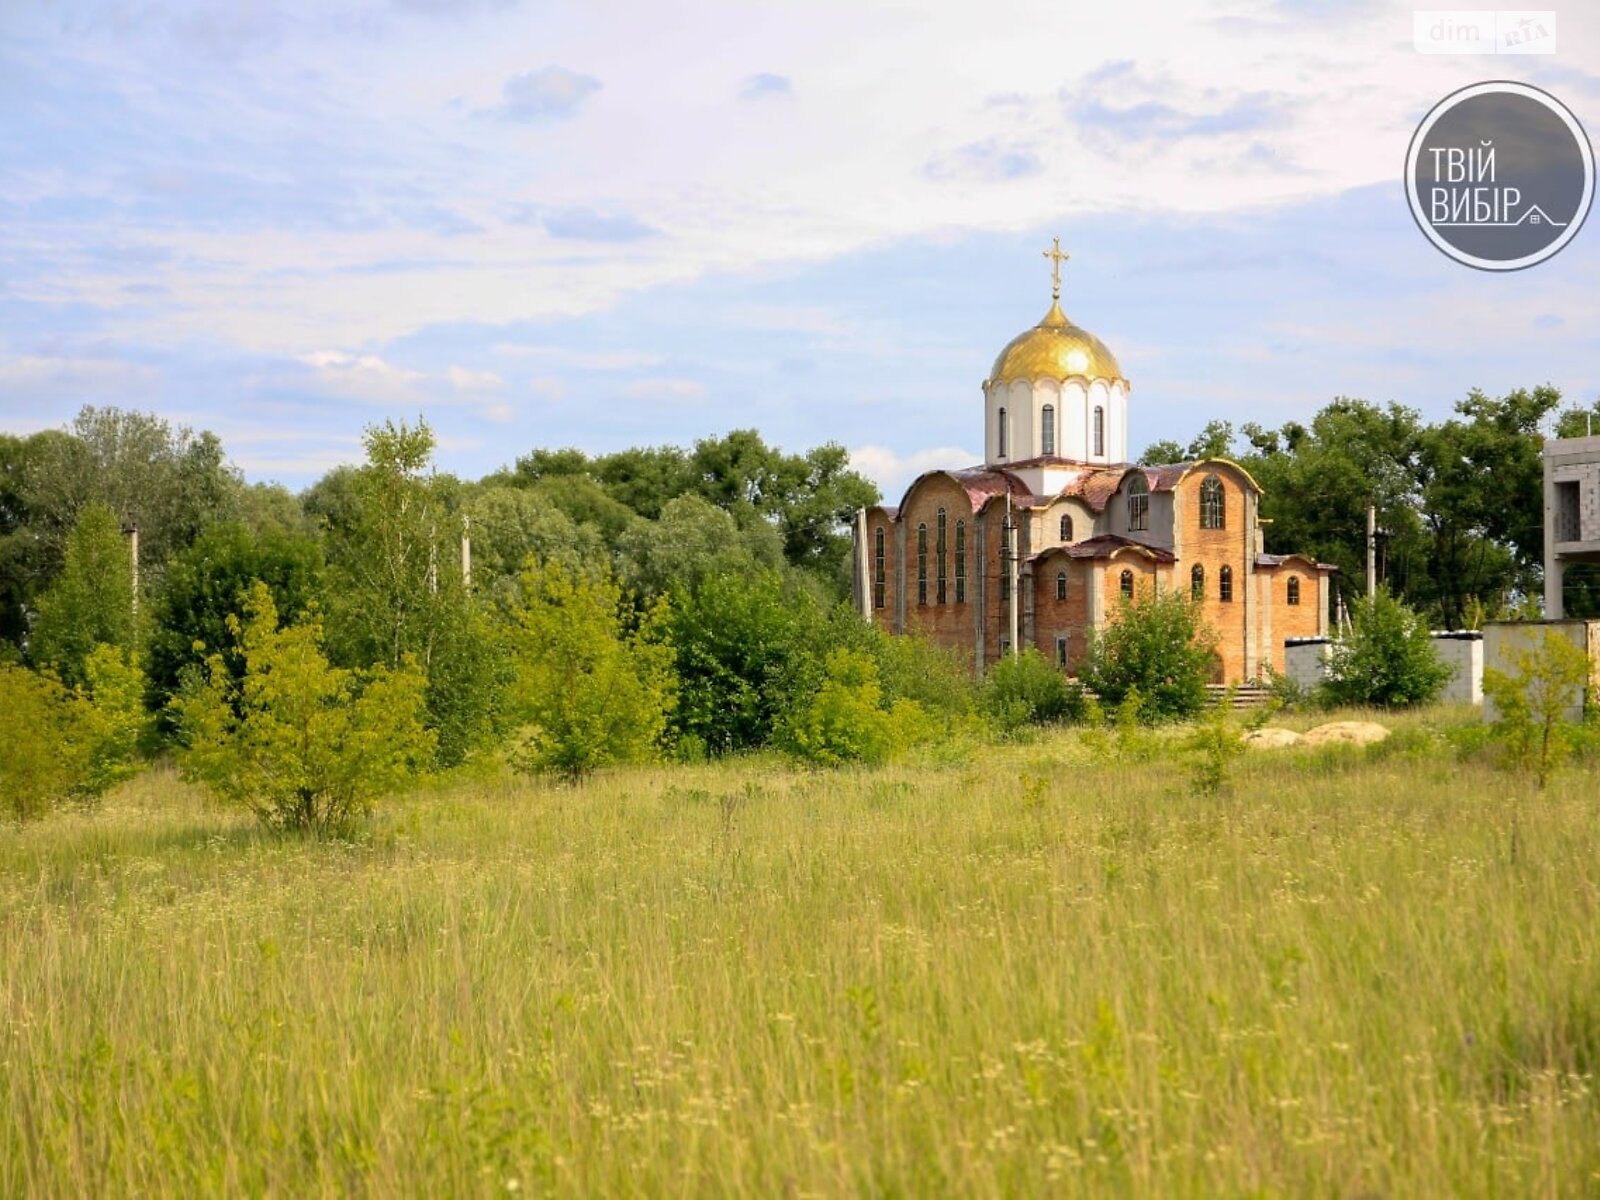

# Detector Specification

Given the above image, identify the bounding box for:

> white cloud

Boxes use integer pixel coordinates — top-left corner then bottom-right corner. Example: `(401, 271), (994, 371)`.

(489, 66), (602, 123)
(623, 377), (707, 400)
(528, 375), (566, 397)
(0, 355), (160, 395)
(448, 364), (504, 390)
(298, 350), (425, 402)
(493, 345), (664, 371)
(849, 443), (980, 503)
(19, 0), (1586, 356)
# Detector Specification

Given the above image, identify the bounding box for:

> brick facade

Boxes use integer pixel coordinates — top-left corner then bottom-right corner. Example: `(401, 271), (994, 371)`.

(855, 458), (1333, 684)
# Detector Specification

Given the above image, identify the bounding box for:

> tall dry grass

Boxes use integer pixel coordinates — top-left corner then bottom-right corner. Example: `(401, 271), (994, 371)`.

(3, 710), (1598, 1196)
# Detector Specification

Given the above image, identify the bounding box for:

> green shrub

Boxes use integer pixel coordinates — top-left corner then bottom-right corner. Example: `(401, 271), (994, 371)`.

(1322, 587), (1450, 708)
(781, 648), (930, 766)
(29, 502), (135, 689)
(981, 648), (1083, 733)
(505, 561), (676, 781)
(1081, 589), (1217, 723)
(0, 666), (88, 821)
(172, 582), (435, 835)
(77, 643), (150, 795)
(1186, 701), (1245, 796)
(662, 569), (824, 754)
(1482, 627), (1593, 790)
(0, 647), (150, 821)
(871, 629), (977, 722)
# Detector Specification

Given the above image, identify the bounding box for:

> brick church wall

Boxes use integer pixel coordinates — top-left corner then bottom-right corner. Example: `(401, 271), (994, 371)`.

(895, 475), (980, 657)
(1263, 565), (1321, 674)
(1174, 465), (1253, 682)
(1031, 551), (1091, 670)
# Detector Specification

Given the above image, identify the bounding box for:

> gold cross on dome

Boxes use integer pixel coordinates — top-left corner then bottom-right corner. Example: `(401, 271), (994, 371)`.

(1042, 237), (1069, 300)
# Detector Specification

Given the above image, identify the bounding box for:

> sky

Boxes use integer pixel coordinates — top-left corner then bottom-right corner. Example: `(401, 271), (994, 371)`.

(3, 0), (1599, 502)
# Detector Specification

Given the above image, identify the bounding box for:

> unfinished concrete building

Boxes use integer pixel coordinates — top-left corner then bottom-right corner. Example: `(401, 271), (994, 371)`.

(1544, 433), (1600, 618)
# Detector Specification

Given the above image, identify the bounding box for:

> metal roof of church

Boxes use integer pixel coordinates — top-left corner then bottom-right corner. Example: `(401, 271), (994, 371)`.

(1060, 533), (1177, 563)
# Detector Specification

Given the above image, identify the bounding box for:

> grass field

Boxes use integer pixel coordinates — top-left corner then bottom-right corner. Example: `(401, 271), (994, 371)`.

(4, 707), (1599, 1196)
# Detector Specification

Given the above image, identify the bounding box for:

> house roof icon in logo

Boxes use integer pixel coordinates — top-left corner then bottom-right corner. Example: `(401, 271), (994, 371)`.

(1517, 204), (1566, 227)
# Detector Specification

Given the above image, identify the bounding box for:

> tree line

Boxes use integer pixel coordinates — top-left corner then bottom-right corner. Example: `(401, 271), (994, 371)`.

(1140, 386), (1600, 628)
(2, 387), (1593, 828)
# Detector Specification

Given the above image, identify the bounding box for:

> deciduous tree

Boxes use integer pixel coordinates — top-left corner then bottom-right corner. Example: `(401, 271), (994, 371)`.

(173, 582), (434, 835)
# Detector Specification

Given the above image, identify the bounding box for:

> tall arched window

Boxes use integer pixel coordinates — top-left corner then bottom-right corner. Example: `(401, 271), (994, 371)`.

(997, 407), (1009, 457)
(1041, 404), (1056, 456)
(1191, 563), (1205, 601)
(1056, 571), (1067, 601)
(1093, 406), (1105, 456)
(1200, 474), (1225, 530)
(1287, 576), (1301, 606)
(1120, 568), (1134, 600)
(1219, 564), (1233, 603)
(873, 526), (886, 609)
(1127, 473), (1149, 532)
(936, 508), (948, 604)
(916, 523), (928, 606)
(955, 520), (966, 603)
(1059, 513), (1074, 542)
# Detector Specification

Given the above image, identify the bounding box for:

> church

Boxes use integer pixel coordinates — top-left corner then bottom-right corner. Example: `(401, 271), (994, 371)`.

(851, 241), (1334, 683)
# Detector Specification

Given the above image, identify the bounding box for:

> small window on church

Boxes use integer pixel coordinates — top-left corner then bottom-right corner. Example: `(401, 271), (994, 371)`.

(1219, 564), (1233, 603)
(1055, 636), (1068, 668)
(1200, 474), (1225, 530)
(1059, 513), (1073, 541)
(917, 523), (928, 606)
(1001, 570), (1010, 602)
(873, 526), (886, 609)
(1191, 563), (1204, 601)
(1041, 404), (1056, 456)
(1056, 571), (1067, 601)
(1287, 576), (1300, 606)
(1093, 406), (1105, 457)
(1127, 473), (1149, 532)
(1120, 568), (1134, 600)
(936, 509), (948, 604)
(955, 520), (966, 603)
(998, 407), (1009, 457)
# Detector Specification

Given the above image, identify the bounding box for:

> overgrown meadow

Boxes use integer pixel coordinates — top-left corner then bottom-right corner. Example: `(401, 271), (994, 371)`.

(6, 707), (1599, 1197)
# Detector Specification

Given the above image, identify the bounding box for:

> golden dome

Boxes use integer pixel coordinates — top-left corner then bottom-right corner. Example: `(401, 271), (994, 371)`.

(988, 299), (1123, 385)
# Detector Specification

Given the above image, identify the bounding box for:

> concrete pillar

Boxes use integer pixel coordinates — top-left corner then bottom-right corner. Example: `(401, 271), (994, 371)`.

(851, 509), (870, 618)
(974, 514), (988, 671)
(1259, 570), (1273, 677)
(1546, 555), (1566, 619)
(893, 519), (907, 636)
(1243, 493), (1258, 679)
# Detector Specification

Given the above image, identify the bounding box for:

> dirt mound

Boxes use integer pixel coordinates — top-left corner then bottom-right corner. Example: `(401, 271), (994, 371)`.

(1300, 720), (1390, 748)
(1242, 727), (1304, 749)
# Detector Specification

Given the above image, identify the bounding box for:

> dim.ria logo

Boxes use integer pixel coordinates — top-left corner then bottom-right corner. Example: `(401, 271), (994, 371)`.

(1405, 80), (1594, 271)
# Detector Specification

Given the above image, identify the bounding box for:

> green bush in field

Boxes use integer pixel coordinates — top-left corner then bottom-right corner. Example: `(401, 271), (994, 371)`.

(780, 647), (932, 766)
(77, 644), (150, 796)
(144, 520), (324, 727)
(172, 582), (435, 835)
(0, 665), (88, 821)
(1323, 587), (1450, 709)
(1482, 627), (1594, 791)
(29, 502), (136, 689)
(505, 561), (675, 781)
(981, 648), (1084, 733)
(661, 568), (825, 754)
(1081, 588), (1217, 723)
(0, 646), (145, 821)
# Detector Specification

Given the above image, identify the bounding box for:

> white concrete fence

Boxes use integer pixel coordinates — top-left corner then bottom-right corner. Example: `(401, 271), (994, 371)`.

(1285, 620), (1600, 717)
